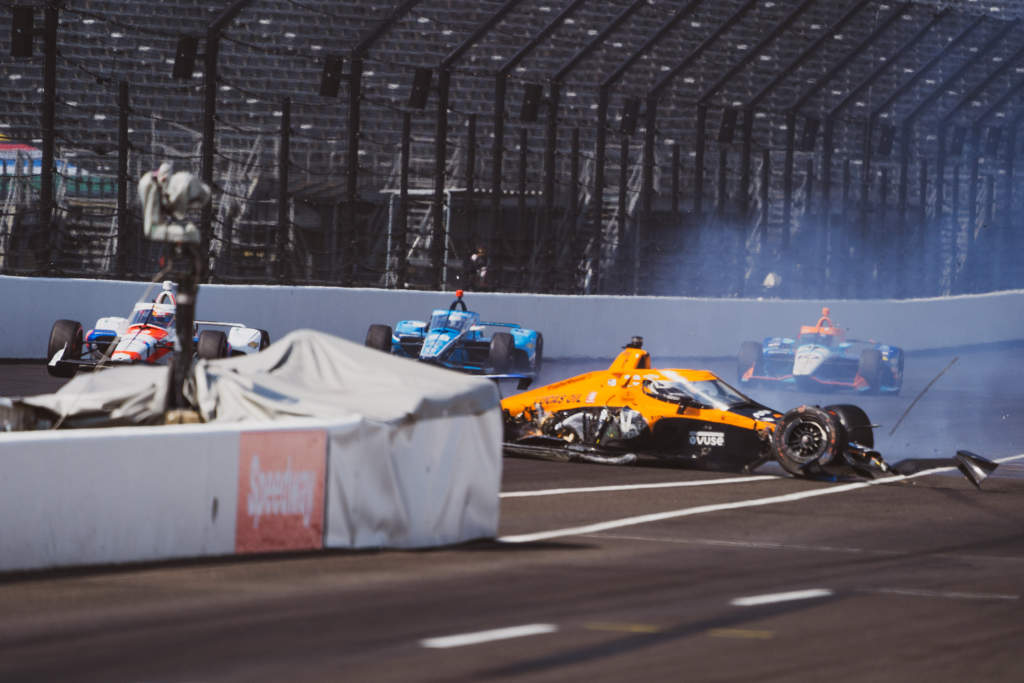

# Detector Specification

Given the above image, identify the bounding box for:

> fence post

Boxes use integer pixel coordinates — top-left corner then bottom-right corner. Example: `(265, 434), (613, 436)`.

(117, 81), (130, 278)
(276, 97), (290, 282)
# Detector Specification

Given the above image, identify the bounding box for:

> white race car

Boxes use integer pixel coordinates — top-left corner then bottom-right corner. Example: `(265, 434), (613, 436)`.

(46, 281), (270, 378)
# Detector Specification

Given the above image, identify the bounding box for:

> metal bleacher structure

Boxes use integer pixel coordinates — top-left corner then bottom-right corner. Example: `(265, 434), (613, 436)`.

(2, 0), (1024, 298)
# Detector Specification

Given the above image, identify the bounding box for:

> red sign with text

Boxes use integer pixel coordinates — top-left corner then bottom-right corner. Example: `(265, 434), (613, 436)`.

(235, 430), (327, 553)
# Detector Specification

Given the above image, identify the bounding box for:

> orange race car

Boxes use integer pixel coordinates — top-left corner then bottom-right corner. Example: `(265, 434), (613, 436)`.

(502, 337), (995, 485)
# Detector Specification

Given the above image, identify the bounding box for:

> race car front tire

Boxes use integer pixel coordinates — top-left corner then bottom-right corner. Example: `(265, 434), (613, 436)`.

(489, 332), (515, 373)
(47, 319), (83, 378)
(258, 329), (271, 351)
(197, 330), (229, 359)
(771, 405), (848, 478)
(365, 324), (393, 352)
(857, 349), (883, 393)
(737, 341), (762, 383)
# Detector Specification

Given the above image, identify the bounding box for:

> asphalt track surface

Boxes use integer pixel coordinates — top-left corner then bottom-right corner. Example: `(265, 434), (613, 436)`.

(1, 345), (1023, 682)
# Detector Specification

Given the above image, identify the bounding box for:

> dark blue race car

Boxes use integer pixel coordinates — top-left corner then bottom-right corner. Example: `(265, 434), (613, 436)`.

(365, 290), (543, 384)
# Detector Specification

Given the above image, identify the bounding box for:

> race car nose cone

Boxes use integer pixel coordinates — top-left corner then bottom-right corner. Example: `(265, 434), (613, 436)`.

(954, 450), (998, 489)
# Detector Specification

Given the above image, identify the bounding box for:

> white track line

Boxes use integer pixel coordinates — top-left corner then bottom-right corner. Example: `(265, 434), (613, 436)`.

(731, 589), (833, 607)
(420, 623), (557, 649)
(867, 588), (1019, 601)
(499, 453), (1024, 544)
(501, 475), (776, 498)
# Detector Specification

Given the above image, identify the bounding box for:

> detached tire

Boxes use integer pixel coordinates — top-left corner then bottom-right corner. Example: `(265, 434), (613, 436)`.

(365, 324), (393, 352)
(858, 349), (883, 393)
(824, 404), (874, 448)
(772, 405), (848, 477)
(489, 332), (515, 373)
(738, 341), (762, 384)
(197, 330), (228, 359)
(47, 319), (83, 378)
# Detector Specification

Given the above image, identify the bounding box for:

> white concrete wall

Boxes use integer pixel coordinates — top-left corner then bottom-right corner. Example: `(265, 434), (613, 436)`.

(2, 275), (1022, 360)
(0, 423), (241, 571)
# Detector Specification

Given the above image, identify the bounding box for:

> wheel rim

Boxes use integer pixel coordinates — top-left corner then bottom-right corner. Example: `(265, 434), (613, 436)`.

(780, 420), (828, 464)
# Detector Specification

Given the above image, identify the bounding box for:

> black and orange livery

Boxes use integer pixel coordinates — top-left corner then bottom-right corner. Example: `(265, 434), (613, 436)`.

(502, 338), (996, 486)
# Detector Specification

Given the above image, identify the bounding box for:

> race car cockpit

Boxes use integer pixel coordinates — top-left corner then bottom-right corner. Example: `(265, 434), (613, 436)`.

(643, 372), (751, 411)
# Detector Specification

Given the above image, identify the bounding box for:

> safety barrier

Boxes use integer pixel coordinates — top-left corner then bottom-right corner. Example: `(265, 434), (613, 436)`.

(0, 413), (501, 572)
(2, 275), (1023, 360)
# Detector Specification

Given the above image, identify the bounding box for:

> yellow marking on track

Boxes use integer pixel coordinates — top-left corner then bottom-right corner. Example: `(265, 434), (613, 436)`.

(584, 622), (662, 634)
(707, 628), (774, 640)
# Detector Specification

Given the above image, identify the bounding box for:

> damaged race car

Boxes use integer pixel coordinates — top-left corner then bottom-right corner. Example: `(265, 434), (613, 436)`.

(738, 307), (904, 394)
(46, 280), (270, 378)
(502, 337), (994, 487)
(365, 290), (542, 383)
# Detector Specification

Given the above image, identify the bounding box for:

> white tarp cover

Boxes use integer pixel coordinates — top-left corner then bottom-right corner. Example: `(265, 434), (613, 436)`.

(11, 329), (503, 549)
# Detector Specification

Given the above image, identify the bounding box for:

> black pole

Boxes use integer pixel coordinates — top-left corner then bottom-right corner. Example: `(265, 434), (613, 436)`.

(694, 104), (707, 217)
(398, 111), (411, 288)
(782, 110), (796, 250)
(199, 29), (219, 277)
(345, 57), (363, 286)
(671, 142), (680, 215)
(542, 84), (559, 290)
(41, 1), (57, 273)
(518, 126), (528, 290)
(618, 132), (628, 295)
(740, 107), (753, 218)
(117, 81), (130, 278)
(276, 97), (290, 282)
(491, 74), (506, 290)
(593, 87), (609, 293)
(432, 69), (450, 291)
(465, 113), (477, 287)
(566, 127), (580, 292)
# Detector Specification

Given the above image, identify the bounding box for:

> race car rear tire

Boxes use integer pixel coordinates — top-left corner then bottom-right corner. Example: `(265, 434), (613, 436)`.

(824, 404), (874, 448)
(858, 349), (883, 393)
(197, 330), (228, 359)
(489, 332), (515, 373)
(771, 405), (848, 478)
(737, 341), (762, 384)
(258, 329), (271, 351)
(365, 324), (393, 352)
(47, 319), (83, 378)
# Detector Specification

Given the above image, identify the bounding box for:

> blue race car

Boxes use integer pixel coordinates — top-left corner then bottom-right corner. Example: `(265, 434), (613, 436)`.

(365, 290), (543, 383)
(737, 307), (904, 394)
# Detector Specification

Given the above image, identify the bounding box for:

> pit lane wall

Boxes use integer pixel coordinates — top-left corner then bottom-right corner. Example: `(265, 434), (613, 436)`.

(2, 275), (1023, 360)
(0, 414), (501, 572)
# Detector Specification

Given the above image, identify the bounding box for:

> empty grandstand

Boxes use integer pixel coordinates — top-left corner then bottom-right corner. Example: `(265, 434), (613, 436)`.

(2, 0), (1024, 297)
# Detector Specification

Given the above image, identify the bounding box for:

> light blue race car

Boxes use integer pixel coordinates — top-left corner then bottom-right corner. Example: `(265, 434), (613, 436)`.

(737, 307), (904, 394)
(365, 290), (543, 385)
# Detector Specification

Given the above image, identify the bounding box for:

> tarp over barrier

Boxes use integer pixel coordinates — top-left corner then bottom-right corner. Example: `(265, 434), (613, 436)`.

(1, 330), (503, 568)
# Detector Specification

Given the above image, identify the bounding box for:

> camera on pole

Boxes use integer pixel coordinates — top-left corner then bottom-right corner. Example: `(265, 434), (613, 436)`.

(137, 162), (212, 419)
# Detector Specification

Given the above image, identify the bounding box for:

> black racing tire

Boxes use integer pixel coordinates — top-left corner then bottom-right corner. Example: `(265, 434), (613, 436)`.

(365, 324), (393, 352)
(533, 333), (544, 374)
(258, 329), (271, 351)
(824, 404), (874, 448)
(489, 332), (515, 373)
(737, 341), (762, 384)
(47, 319), (83, 378)
(858, 349), (883, 394)
(771, 405), (848, 478)
(197, 330), (228, 360)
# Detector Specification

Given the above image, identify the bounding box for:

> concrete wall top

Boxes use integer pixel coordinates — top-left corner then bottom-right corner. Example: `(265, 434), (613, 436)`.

(2, 275), (1022, 360)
